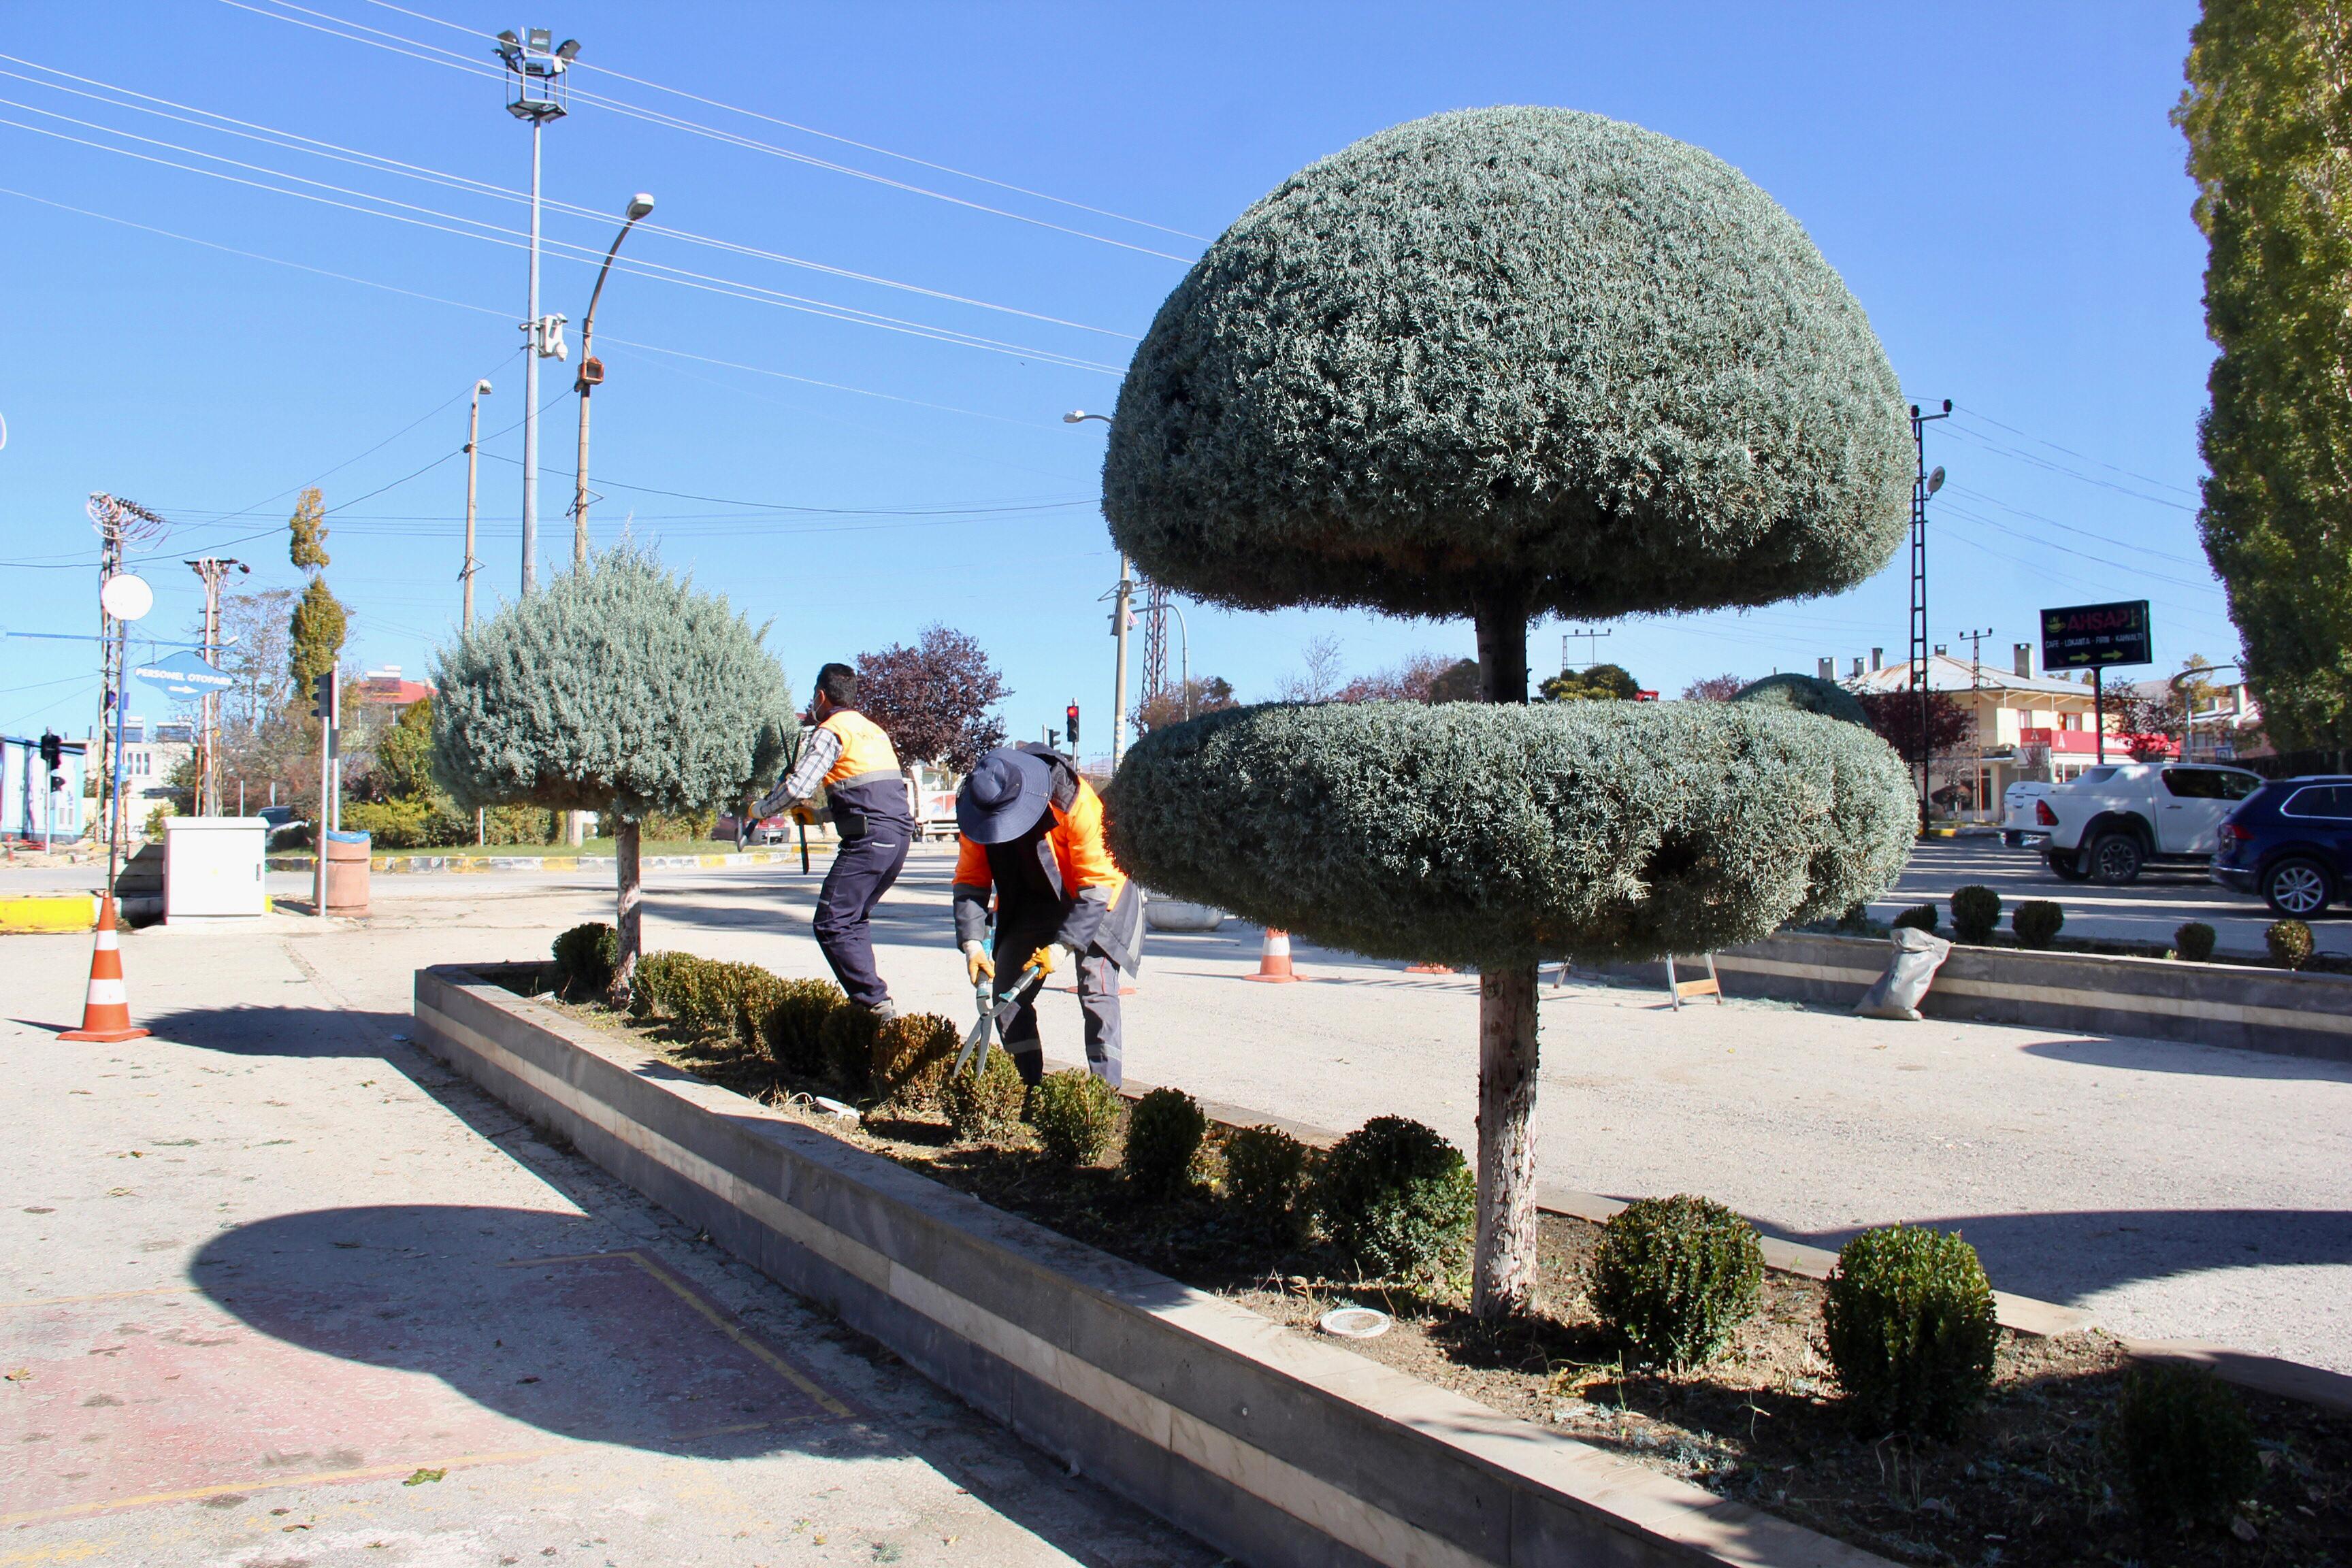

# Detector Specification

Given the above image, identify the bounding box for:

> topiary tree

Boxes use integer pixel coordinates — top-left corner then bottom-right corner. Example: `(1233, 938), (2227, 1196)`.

(1102, 107), (1916, 1318)
(1733, 672), (1870, 729)
(432, 549), (787, 1004)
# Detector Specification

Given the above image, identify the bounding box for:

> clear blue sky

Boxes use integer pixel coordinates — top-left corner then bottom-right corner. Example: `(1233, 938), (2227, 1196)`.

(0, 1), (2225, 756)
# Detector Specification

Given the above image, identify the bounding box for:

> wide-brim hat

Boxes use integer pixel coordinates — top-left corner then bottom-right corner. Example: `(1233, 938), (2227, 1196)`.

(956, 746), (1051, 845)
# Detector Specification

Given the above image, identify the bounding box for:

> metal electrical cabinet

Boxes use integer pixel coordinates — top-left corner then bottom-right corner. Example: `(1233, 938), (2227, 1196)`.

(163, 817), (267, 921)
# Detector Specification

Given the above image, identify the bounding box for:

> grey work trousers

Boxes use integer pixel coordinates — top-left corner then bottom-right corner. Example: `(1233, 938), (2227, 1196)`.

(994, 929), (1122, 1088)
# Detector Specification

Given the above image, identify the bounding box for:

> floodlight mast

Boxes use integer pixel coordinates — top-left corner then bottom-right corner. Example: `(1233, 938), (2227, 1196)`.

(496, 26), (575, 596)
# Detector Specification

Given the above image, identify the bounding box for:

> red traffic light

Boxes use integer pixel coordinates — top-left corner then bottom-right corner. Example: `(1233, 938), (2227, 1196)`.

(1064, 703), (1080, 745)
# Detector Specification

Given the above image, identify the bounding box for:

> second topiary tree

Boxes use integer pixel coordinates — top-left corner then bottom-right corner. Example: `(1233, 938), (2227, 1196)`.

(1103, 108), (1917, 1316)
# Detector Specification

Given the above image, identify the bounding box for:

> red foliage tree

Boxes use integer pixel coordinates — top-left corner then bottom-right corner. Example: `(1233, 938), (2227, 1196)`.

(1680, 672), (1746, 701)
(1855, 689), (1974, 758)
(854, 624), (1009, 772)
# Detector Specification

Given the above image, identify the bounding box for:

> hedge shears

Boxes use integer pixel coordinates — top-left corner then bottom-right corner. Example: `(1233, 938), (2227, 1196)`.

(955, 956), (1050, 1075)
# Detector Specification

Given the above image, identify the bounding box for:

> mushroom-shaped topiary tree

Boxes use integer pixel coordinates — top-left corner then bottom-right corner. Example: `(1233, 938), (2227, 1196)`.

(433, 548), (789, 1004)
(1102, 108), (1918, 1318)
(1732, 672), (1871, 728)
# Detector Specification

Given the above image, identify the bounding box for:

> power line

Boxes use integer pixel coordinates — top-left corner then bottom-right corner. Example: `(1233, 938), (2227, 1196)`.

(217, 0), (1198, 263)
(1938, 419), (2195, 512)
(1948, 404), (2198, 498)
(1942, 483), (2207, 568)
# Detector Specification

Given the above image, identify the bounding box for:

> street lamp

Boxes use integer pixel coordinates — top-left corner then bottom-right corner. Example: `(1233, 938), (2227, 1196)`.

(572, 192), (655, 570)
(496, 25), (575, 596)
(1064, 411), (1131, 766)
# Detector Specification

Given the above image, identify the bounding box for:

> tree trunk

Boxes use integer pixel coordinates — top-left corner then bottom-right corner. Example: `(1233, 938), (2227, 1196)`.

(608, 815), (642, 1009)
(1471, 587), (1541, 1320)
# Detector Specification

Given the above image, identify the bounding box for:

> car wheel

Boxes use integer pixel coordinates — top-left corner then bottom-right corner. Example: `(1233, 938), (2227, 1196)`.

(2046, 849), (2090, 883)
(2263, 857), (2334, 918)
(2089, 832), (2144, 885)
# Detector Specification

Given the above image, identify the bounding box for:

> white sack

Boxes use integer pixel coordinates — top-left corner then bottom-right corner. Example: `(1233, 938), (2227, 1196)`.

(1854, 926), (1953, 1021)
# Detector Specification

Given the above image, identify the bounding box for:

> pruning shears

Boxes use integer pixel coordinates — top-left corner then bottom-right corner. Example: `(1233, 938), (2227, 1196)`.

(954, 959), (1049, 1075)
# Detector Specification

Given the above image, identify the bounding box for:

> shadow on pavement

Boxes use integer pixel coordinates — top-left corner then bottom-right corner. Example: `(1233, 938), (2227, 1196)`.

(2021, 1034), (2352, 1084)
(1782, 1207), (2352, 1305)
(142, 1002), (412, 1058)
(191, 1205), (862, 1460)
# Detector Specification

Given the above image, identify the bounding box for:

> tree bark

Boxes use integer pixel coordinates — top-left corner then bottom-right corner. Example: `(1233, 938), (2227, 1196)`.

(608, 815), (642, 1009)
(1471, 585), (1541, 1320)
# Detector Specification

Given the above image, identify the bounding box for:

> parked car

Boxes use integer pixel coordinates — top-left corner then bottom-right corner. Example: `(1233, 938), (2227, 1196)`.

(714, 811), (794, 847)
(2034, 761), (2264, 884)
(2212, 774), (2352, 916)
(2000, 781), (2057, 847)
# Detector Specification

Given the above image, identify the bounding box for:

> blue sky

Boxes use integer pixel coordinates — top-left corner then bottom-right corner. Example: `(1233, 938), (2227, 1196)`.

(0, 1), (2225, 757)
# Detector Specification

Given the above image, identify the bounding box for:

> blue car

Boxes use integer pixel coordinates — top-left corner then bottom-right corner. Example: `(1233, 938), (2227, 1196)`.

(2212, 774), (2352, 917)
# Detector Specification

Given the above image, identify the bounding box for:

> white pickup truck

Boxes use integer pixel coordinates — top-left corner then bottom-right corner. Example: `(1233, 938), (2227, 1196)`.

(2034, 762), (2263, 883)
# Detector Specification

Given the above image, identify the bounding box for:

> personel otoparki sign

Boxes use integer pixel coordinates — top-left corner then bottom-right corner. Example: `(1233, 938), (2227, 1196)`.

(2040, 600), (2152, 671)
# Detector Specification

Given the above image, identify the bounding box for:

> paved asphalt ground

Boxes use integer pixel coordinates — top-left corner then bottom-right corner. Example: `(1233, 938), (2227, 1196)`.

(6, 843), (2351, 1558)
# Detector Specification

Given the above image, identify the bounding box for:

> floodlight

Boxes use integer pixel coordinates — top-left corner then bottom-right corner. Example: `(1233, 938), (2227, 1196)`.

(1926, 466), (1946, 495)
(527, 27), (551, 48)
(555, 37), (581, 60)
(625, 193), (655, 220)
(496, 29), (519, 44)
(476, 378), (493, 395)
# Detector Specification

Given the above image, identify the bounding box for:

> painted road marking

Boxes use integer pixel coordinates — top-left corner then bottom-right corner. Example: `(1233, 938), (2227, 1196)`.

(0, 1447), (556, 1527)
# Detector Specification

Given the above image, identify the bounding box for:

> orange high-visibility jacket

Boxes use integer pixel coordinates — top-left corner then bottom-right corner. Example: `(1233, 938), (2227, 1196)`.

(951, 774), (1142, 970)
(951, 777), (1125, 902)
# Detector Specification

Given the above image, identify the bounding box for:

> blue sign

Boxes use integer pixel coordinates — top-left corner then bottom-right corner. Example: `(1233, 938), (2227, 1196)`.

(131, 650), (233, 700)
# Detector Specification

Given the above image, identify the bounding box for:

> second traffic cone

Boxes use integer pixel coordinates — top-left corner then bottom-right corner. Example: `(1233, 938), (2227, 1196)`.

(1245, 927), (1302, 983)
(60, 894), (150, 1043)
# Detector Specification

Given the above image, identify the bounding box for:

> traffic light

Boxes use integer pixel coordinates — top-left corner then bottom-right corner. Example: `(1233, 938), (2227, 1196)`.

(1065, 703), (1080, 747)
(312, 668), (340, 726)
(38, 731), (61, 772)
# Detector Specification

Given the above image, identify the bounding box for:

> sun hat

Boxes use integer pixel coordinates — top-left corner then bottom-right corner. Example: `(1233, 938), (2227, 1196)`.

(956, 746), (1052, 844)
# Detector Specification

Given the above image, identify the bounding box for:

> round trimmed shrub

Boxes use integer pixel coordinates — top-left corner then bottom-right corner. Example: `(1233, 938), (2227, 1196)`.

(870, 1013), (959, 1111)
(1950, 885), (2002, 945)
(1314, 1117), (1475, 1282)
(1588, 1195), (1764, 1369)
(2174, 921), (2218, 963)
(2267, 917), (2315, 970)
(2112, 1361), (2261, 1530)
(1102, 108), (1910, 621)
(551, 921), (618, 998)
(1107, 702), (1914, 968)
(1123, 1087), (1208, 1197)
(1732, 674), (1869, 728)
(818, 1004), (881, 1094)
(627, 950), (696, 1022)
(1029, 1070), (1122, 1168)
(1221, 1125), (1313, 1244)
(1821, 1225), (1999, 1437)
(1890, 903), (1940, 934)
(2012, 899), (2065, 950)
(757, 978), (848, 1077)
(941, 1048), (1026, 1143)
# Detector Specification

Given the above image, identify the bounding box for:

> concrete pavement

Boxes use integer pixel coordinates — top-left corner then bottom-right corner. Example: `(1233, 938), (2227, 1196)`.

(2, 902), (1219, 1566)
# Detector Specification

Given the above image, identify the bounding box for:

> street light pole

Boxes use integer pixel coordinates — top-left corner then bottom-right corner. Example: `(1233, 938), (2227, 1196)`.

(573, 193), (655, 570)
(495, 27), (576, 597)
(463, 378), (491, 629)
(1906, 399), (1950, 823)
(185, 557), (248, 816)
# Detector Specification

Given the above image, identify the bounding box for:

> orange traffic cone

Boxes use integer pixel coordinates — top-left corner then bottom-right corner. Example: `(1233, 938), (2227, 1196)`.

(60, 895), (150, 1043)
(1405, 962), (1455, 975)
(1244, 927), (1303, 983)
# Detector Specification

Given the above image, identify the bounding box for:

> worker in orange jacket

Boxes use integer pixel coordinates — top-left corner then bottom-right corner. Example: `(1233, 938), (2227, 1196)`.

(952, 743), (1142, 1086)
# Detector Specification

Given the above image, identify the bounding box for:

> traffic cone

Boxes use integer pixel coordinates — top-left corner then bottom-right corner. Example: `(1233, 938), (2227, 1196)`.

(60, 895), (150, 1043)
(1244, 927), (1303, 983)
(1405, 962), (1455, 975)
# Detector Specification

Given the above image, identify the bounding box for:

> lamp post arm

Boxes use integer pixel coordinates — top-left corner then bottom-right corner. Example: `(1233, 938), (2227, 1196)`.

(573, 212), (644, 568)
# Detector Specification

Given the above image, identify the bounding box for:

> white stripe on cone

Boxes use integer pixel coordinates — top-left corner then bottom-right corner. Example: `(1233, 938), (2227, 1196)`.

(86, 979), (128, 1007)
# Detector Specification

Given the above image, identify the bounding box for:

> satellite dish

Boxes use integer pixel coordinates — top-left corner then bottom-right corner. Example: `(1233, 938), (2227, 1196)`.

(100, 572), (153, 622)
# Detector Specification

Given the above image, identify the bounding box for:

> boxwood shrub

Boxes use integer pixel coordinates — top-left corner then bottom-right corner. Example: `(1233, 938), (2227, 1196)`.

(2174, 921), (2217, 963)
(1890, 903), (1939, 934)
(2112, 1361), (2262, 1530)
(1030, 1070), (1123, 1167)
(2268, 917), (2315, 970)
(1221, 1125), (1314, 1245)
(1821, 1224), (1999, 1437)
(757, 979), (848, 1077)
(1588, 1194), (1763, 1369)
(941, 1048), (1026, 1142)
(1123, 1087), (1207, 1197)
(1314, 1117), (1475, 1282)
(819, 1004), (882, 1094)
(2012, 900), (2065, 950)
(1106, 701), (1914, 968)
(550, 921), (617, 998)
(870, 1013), (960, 1111)
(1950, 885), (2001, 945)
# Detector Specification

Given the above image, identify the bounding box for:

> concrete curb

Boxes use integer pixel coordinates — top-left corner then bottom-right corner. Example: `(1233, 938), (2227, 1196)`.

(415, 962), (1898, 1568)
(0, 892), (96, 932)
(265, 847), (835, 875)
(1600, 930), (2352, 1064)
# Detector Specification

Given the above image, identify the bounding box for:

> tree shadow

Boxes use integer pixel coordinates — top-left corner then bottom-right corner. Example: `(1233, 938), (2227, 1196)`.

(139, 1002), (416, 1059)
(2021, 1034), (2352, 1084)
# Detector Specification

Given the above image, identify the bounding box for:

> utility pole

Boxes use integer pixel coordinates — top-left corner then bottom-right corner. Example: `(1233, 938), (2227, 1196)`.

(1062, 410), (1128, 766)
(573, 193), (655, 570)
(463, 378), (491, 627)
(1560, 625), (1612, 674)
(496, 27), (576, 596)
(87, 495), (166, 875)
(1956, 625), (1992, 822)
(1907, 400), (1950, 823)
(185, 556), (249, 816)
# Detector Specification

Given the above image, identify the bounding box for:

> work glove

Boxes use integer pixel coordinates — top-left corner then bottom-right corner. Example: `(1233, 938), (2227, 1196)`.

(1030, 941), (1080, 981)
(962, 942), (994, 986)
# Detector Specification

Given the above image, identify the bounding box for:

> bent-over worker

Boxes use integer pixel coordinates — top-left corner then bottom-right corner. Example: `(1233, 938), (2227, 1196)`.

(953, 743), (1142, 1086)
(753, 662), (913, 1018)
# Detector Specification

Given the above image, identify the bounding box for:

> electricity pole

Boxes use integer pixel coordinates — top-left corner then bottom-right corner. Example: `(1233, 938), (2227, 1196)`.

(496, 27), (576, 596)
(463, 378), (491, 627)
(1560, 625), (1612, 674)
(186, 556), (249, 816)
(1956, 625), (1992, 821)
(573, 194), (655, 570)
(1907, 400), (1950, 823)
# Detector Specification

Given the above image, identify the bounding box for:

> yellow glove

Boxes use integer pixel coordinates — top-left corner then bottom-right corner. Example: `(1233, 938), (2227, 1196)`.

(963, 943), (994, 985)
(1030, 944), (1057, 980)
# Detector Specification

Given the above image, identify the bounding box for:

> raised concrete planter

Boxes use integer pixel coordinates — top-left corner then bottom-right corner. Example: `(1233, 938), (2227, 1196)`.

(1602, 931), (2352, 1064)
(414, 963), (1894, 1568)
(267, 847), (832, 875)
(1145, 894), (1227, 933)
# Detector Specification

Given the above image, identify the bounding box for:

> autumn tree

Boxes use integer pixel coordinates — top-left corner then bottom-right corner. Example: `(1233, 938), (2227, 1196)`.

(1541, 662), (1642, 702)
(1681, 673), (1747, 702)
(1335, 652), (1471, 704)
(1855, 689), (1974, 759)
(854, 624), (1009, 773)
(1103, 108), (1915, 1318)
(435, 549), (789, 1000)
(1137, 676), (1237, 733)
(2178, 2), (2352, 751)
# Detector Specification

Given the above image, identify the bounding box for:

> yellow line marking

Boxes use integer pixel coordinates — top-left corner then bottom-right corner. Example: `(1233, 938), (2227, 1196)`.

(5, 1286), (195, 1311)
(499, 1249), (851, 1418)
(0, 1447), (555, 1526)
